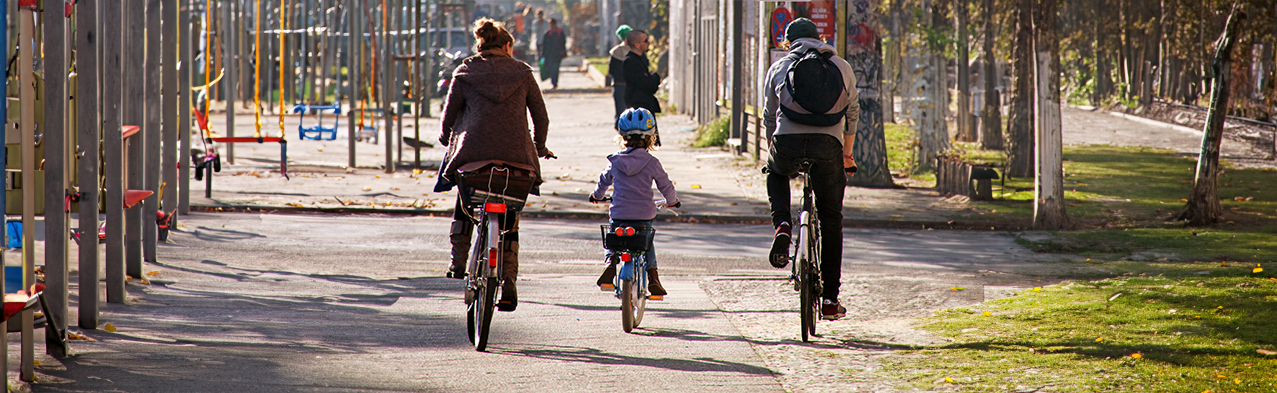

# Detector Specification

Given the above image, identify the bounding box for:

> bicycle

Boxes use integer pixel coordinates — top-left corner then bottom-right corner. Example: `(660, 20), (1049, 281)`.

(784, 160), (856, 342)
(457, 163), (536, 351)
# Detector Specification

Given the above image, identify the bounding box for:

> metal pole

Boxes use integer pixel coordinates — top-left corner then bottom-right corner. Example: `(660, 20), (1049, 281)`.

(382, 0), (394, 173)
(0, 0), (9, 376)
(224, 0), (236, 162)
(348, 0), (359, 168)
(125, 0), (145, 279)
(18, 2), (37, 380)
(180, 0), (193, 214)
(143, 0), (162, 263)
(104, 0), (126, 304)
(163, 0), (180, 235)
(77, 0), (102, 330)
(730, 0), (743, 154)
(42, 0), (70, 357)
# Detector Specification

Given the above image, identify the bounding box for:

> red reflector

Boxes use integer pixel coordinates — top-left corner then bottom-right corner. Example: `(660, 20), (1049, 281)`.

(488, 248), (498, 267)
(620, 253), (631, 262)
(625, 227), (635, 236)
(615, 227), (624, 236)
(484, 203), (507, 213)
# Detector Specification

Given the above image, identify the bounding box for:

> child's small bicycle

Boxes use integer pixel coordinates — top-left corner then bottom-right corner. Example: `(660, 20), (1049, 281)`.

(596, 197), (669, 333)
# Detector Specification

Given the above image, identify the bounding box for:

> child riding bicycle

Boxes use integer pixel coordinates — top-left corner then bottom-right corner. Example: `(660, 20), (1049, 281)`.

(588, 108), (680, 296)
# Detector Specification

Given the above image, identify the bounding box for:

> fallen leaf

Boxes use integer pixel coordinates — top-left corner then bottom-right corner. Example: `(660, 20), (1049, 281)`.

(68, 333), (96, 341)
(1234, 379), (1241, 384)
(982, 312), (991, 317)
(1032, 287), (1042, 292)
(1096, 337), (1104, 342)
(104, 323), (117, 332)
(1131, 353), (1142, 359)
(951, 287), (964, 291)
(363, 187), (372, 191)
(146, 271), (160, 277)
(691, 184), (702, 189)
(944, 377), (955, 383)
(1254, 267), (1264, 273)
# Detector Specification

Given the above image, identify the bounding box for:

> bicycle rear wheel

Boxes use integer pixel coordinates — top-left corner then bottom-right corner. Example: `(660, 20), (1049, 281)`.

(468, 277), (498, 351)
(621, 278), (636, 332)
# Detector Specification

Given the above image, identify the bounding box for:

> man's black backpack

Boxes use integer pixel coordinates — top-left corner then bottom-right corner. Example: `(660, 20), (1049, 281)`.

(780, 49), (847, 127)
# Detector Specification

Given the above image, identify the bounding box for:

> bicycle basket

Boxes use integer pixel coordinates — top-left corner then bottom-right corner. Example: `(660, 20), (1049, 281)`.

(458, 165), (536, 211)
(599, 225), (655, 252)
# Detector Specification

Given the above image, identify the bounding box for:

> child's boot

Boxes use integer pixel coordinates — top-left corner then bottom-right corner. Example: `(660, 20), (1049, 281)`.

(647, 268), (667, 297)
(596, 263), (617, 289)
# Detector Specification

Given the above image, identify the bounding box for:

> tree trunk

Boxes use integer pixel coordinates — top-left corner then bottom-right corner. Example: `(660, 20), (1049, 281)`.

(847, 0), (896, 188)
(956, 0), (974, 142)
(914, 0), (952, 173)
(979, 0), (1003, 149)
(1033, 0), (1067, 230)
(884, 6), (903, 125)
(1179, 6), (1245, 226)
(1007, 0), (1034, 178)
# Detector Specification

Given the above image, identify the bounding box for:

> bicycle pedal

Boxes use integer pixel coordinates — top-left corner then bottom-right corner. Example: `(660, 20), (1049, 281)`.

(647, 295), (664, 301)
(599, 284), (615, 291)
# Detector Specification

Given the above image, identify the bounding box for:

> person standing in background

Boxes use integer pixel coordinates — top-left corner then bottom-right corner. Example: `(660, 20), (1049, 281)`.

(607, 25), (632, 120)
(622, 30), (660, 115)
(540, 19), (568, 89)
(530, 9), (547, 53)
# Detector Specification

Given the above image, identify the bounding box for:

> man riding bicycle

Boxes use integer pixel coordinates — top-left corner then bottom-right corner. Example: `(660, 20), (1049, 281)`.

(762, 18), (859, 321)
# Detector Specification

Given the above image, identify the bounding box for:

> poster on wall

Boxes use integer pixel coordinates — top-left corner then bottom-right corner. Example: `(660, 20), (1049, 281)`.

(807, 0), (836, 45)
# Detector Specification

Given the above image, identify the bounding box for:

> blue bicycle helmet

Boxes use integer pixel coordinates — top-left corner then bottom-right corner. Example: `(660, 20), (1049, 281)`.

(616, 108), (657, 136)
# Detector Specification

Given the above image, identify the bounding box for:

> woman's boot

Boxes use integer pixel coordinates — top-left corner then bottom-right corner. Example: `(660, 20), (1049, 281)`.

(497, 240), (519, 311)
(447, 221), (472, 279)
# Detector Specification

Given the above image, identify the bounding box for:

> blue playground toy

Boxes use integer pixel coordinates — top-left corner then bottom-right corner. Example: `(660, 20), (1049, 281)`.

(293, 104), (342, 141)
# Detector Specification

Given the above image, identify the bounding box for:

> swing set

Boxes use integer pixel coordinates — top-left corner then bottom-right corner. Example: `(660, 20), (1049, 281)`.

(191, 0), (289, 185)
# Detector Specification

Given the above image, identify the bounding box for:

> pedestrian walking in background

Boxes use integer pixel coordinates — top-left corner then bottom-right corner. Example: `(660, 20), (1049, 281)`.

(438, 18), (555, 311)
(540, 19), (568, 89)
(607, 25), (632, 120)
(530, 9), (547, 53)
(622, 29), (660, 114)
(761, 18), (859, 320)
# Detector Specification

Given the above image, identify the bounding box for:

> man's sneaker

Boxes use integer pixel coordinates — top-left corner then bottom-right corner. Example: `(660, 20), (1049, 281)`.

(769, 223), (792, 268)
(821, 298), (846, 320)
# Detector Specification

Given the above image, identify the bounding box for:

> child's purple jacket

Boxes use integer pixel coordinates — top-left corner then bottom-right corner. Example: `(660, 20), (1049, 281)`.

(590, 147), (679, 220)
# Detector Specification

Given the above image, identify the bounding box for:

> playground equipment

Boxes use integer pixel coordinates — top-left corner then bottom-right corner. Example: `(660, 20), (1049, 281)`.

(294, 104), (343, 141)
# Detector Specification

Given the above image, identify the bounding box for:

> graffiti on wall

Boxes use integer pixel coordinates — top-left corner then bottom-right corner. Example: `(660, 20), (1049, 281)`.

(845, 0), (893, 187)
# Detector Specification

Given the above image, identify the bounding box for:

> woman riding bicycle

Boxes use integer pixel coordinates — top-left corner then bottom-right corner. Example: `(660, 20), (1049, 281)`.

(439, 18), (554, 312)
(588, 108), (679, 297)
(762, 18), (859, 320)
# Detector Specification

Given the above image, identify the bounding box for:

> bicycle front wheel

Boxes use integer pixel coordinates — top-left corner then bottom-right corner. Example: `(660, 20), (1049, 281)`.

(469, 277), (498, 351)
(797, 214), (817, 342)
(633, 265), (648, 328)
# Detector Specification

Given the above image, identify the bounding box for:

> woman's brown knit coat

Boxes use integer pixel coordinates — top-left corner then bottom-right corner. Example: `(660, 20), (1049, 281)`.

(440, 51), (550, 183)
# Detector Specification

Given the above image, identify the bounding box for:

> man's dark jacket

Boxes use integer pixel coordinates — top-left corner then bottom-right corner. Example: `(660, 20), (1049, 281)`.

(622, 51), (661, 113)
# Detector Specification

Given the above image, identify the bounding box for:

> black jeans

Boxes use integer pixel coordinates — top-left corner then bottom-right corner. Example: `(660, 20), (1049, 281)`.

(766, 134), (845, 300)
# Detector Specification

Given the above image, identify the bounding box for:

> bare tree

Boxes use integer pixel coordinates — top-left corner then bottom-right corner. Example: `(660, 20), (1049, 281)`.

(1178, 5), (1245, 226)
(979, 0), (1003, 149)
(1032, 0), (1068, 229)
(956, 0), (975, 142)
(1006, 0), (1034, 178)
(914, 0), (952, 173)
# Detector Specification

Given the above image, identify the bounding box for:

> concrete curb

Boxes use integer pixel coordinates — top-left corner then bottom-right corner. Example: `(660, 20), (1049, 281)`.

(1070, 104), (1203, 136)
(189, 203), (1030, 230)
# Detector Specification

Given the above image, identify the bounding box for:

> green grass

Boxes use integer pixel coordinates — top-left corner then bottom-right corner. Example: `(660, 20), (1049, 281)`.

(586, 57), (610, 77)
(889, 264), (1277, 392)
(692, 117), (730, 148)
(957, 145), (1277, 231)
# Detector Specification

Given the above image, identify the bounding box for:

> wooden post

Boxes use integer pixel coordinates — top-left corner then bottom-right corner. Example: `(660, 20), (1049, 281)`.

(163, 0), (179, 236)
(18, 2), (37, 380)
(144, 0), (162, 262)
(125, 0), (146, 278)
(224, 0), (236, 162)
(78, 0), (103, 330)
(729, 0), (742, 154)
(180, 0), (193, 214)
(43, 0), (71, 358)
(104, 0), (127, 304)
